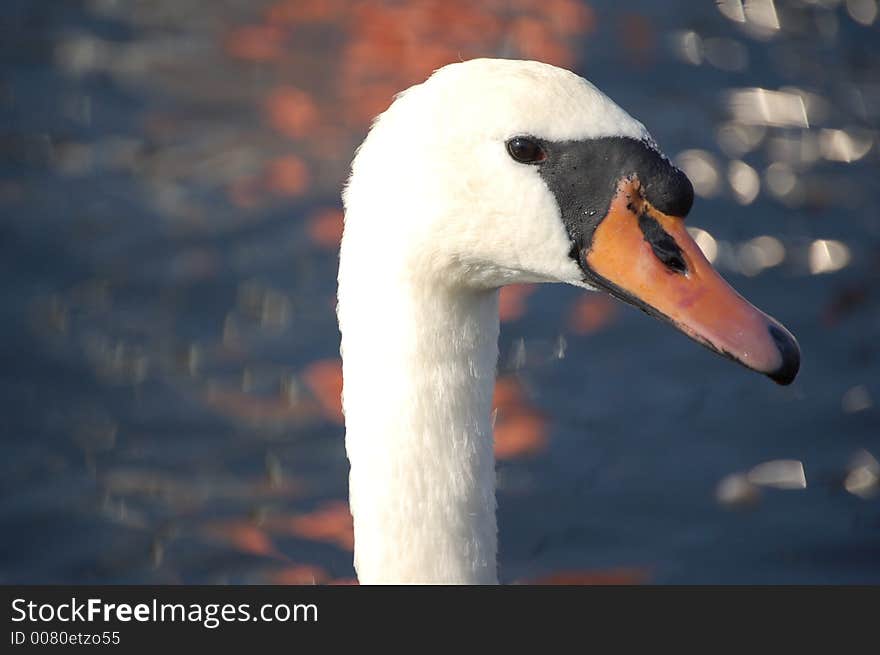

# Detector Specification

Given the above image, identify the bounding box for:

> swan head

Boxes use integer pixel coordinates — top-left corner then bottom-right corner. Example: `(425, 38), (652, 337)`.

(342, 58), (799, 385)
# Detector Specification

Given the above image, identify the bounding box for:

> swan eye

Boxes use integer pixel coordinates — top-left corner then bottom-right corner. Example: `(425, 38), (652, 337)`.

(506, 137), (546, 164)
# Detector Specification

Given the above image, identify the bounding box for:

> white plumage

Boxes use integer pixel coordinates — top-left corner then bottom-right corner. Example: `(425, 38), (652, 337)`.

(338, 59), (652, 584)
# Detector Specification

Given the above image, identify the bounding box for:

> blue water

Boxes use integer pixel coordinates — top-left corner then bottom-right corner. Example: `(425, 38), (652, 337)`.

(1, 0), (878, 584)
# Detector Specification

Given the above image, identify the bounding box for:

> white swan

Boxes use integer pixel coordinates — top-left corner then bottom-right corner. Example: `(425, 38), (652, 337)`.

(337, 59), (799, 584)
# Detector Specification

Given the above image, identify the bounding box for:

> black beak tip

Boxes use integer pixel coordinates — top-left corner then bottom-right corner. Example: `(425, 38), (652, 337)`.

(767, 324), (801, 386)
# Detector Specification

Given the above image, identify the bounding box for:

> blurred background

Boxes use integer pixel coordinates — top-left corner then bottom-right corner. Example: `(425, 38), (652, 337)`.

(1, 0), (878, 584)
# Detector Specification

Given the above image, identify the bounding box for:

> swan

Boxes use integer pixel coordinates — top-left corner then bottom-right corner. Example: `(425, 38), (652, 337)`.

(337, 58), (800, 584)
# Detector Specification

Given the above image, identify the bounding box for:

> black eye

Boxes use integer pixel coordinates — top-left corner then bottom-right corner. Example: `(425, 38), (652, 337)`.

(506, 137), (546, 164)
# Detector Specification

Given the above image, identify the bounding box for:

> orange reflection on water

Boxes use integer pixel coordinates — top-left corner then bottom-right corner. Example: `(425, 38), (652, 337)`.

(268, 500), (355, 551)
(267, 564), (329, 585)
(265, 155), (311, 197)
(264, 86), (320, 139)
(265, 0), (349, 25)
(226, 175), (266, 210)
(493, 375), (548, 460)
(307, 208), (344, 249)
(225, 24), (287, 62)
(203, 386), (317, 426)
(201, 520), (285, 560)
(526, 566), (651, 585)
(568, 293), (618, 335)
(342, 0), (594, 125)
(301, 359), (344, 423)
(617, 12), (656, 67)
(494, 412), (548, 460)
(227, 0), (597, 134)
(498, 284), (536, 323)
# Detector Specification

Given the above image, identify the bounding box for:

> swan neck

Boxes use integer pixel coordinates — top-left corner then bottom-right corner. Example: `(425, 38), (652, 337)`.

(338, 274), (500, 584)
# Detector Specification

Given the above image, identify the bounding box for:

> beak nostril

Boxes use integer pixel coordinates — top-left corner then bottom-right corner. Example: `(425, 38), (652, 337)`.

(637, 211), (688, 275)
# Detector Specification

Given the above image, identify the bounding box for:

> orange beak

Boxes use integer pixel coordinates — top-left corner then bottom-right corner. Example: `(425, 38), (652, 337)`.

(582, 177), (800, 385)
